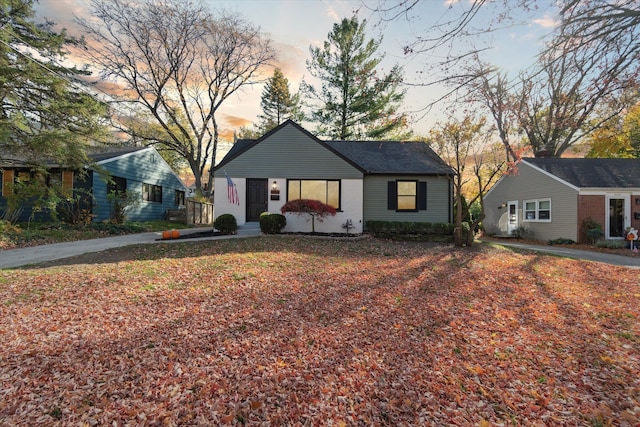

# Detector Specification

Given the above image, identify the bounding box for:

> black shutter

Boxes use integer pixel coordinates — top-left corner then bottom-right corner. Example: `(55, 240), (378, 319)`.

(387, 181), (397, 210)
(418, 181), (427, 210)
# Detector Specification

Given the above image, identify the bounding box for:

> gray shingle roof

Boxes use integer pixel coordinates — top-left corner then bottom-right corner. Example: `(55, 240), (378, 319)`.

(217, 120), (454, 176)
(0, 146), (147, 168)
(325, 140), (454, 175)
(525, 158), (640, 188)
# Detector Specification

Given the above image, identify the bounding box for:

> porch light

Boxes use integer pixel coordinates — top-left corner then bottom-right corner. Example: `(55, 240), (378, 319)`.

(271, 181), (279, 193)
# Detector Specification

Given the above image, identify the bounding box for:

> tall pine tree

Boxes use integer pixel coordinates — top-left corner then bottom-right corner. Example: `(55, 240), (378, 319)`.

(303, 16), (408, 140)
(0, 0), (108, 169)
(257, 68), (303, 134)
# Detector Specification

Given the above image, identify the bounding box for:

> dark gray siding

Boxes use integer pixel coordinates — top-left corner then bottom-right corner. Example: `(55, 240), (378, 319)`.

(216, 125), (362, 179)
(363, 174), (451, 223)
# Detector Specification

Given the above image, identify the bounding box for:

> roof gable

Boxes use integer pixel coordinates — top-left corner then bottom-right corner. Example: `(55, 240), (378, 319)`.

(524, 158), (640, 188)
(89, 146), (150, 164)
(217, 120), (454, 176)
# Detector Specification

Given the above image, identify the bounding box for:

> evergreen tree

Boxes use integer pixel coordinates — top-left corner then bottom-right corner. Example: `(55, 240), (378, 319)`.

(303, 16), (408, 140)
(0, 0), (108, 169)
(257, 68), (303, 133)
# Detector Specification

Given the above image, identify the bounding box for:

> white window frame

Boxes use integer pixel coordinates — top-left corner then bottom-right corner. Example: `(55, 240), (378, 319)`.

(522, 198), (551, 222)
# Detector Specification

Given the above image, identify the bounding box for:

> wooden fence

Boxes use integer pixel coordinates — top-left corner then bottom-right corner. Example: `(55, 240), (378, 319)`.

(167, 199), (214, 225)
(186, 199), (214, 225)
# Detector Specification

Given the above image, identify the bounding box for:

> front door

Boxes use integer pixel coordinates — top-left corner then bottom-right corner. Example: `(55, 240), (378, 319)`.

(606, 195), (630, 239)
(246, 178), (268, 221)
(507, 200), (518, 235)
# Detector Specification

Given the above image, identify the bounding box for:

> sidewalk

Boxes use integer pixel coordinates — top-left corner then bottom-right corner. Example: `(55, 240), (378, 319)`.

(0, 224), (261, 269)
(481, 239), (640, 269)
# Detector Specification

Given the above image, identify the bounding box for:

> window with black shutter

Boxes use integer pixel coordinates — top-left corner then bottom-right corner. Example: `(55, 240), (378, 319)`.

(388, 180), (427, 212)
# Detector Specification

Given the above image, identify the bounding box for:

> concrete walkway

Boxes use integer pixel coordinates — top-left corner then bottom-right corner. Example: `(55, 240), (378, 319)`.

(481, 239), (640, 269)
(0, 223), (261, 269)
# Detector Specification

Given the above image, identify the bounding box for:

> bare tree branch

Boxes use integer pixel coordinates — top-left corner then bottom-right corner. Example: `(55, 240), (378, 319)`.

(77, 0), (276, 194)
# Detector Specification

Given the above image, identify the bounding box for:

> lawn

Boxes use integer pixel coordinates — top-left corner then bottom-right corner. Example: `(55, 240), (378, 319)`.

(0, 237), (638, 426)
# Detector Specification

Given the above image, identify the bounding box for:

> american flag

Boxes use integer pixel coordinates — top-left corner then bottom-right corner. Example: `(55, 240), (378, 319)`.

(225, 171), (239, 205)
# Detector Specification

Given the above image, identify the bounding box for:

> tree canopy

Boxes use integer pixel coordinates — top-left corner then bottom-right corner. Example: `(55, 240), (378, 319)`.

(0, 0), (108, 169)
(303, 16), (408, 140)
(371, 1), (640, 157)
(78, 0), (276, 194)
(256, 68), (303, 135)
(427, 114), (502, 246)
(586, 103), (640, 158)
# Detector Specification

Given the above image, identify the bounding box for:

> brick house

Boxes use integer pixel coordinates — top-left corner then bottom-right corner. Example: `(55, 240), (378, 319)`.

(483, 158), (640, 243)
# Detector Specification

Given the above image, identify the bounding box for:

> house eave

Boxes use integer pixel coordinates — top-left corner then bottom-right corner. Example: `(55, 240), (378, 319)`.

(579, 188), (640, 195)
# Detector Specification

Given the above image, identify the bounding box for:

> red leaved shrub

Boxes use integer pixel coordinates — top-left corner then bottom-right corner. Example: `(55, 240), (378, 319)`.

(281, 199), (337, 232)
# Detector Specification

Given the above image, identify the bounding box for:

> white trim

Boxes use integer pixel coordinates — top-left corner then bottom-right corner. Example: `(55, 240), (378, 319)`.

(579, 188), (640, 195)
(522, 198), (552, 223)
(605, 194), (630, 239)
(483, 173), (508, 199)
(506, 200), (518, 235)
(95, 147), (152, 165)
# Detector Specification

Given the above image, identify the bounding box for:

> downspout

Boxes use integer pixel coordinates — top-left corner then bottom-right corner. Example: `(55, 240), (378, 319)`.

(449, 174), (454, 224)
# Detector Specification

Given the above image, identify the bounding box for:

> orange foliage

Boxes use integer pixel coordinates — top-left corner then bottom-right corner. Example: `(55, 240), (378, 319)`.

(0, 238), (638, 425)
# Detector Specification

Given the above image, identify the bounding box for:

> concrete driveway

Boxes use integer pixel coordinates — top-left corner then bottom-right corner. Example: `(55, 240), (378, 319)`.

(0, 224), (261, 269)
(481, 239), (640, 269)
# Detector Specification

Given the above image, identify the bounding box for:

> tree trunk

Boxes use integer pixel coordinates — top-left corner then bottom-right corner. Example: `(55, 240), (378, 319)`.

(454, 226), (463, 247)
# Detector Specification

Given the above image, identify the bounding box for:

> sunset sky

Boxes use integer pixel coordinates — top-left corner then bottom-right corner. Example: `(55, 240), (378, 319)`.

(33, 0), (557, 142)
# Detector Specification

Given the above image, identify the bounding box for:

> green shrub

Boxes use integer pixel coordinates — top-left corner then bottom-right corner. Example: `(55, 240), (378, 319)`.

(365, 220), (454, 241)
(510, 226), (534, 240)
(0, 219), (21, 234)
(90, 222), (146, 235)
(57, 188), (95, 225)
(259, 212), (286, 234)
(214, 214), (237, 234)
(107, 190), (139, 224)
(548, 238), (575, 245)
(595, 239), (626, 249)
(581, 217), (603, 244)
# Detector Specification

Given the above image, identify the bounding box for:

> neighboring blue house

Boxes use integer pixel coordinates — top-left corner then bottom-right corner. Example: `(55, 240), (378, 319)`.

(213, 120), (454, 233)
(1, 146), (188, 223)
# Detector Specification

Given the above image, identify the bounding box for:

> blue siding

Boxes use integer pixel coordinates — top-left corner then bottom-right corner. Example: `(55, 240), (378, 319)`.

(0, 168), (69, 223)
(92, 148), (187, 222)
(1, 148), (186, 223)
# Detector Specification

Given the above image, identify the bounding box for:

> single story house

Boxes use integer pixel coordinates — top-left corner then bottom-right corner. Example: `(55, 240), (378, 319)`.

(1, 146), (188, 223)
(483, 158), (640, 243)
(213, 120), (455, 233)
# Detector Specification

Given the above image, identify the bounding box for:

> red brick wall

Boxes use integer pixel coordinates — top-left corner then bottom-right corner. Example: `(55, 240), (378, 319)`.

(578, 194), (640, 242)
(577, 195), (605, 243)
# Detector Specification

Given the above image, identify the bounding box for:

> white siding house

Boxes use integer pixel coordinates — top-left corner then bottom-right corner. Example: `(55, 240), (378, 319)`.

(213, 120), (454, 233)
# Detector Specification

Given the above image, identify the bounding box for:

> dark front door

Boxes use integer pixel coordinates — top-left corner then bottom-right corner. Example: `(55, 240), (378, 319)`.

(247, 178), (268, 221)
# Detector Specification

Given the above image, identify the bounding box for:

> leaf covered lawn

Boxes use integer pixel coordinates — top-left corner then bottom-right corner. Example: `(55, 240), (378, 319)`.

(0, 237), (638, 426)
